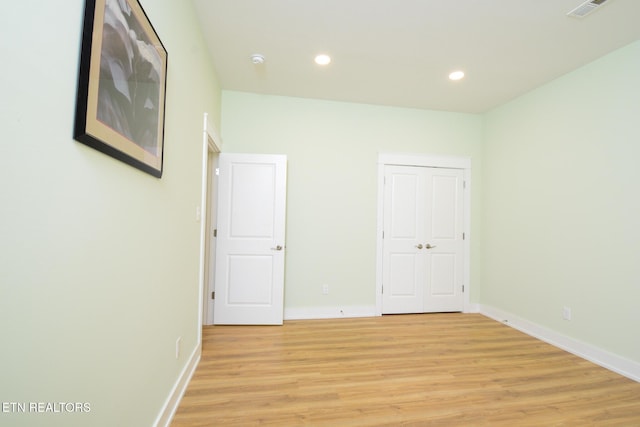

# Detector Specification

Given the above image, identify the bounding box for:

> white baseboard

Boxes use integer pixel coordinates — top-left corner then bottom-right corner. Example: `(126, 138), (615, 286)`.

(154, 344), (202, 427)
(465, 302), (480, 313)
(285, 305), (378, 321)
(285, 303), (480, 320)
(480, 304), (640, 383)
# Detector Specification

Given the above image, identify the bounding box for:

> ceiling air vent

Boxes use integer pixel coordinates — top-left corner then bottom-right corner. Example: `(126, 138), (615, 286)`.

(567, 0), (610, 18)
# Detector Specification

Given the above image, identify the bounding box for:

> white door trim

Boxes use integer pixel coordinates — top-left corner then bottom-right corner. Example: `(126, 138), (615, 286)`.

(375, 153), (471, 315)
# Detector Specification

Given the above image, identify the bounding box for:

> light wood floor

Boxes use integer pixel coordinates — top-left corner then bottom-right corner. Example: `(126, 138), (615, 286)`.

(171, 313), (640, 426)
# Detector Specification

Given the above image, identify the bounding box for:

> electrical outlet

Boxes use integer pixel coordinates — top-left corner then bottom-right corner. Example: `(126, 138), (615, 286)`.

(322, 284), (329, 295)
(562, 306), (572, 321)
(175, 337), (182, 359)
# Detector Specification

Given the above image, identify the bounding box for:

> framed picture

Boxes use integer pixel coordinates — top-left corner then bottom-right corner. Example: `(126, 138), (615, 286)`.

(74, 0), (168, 178)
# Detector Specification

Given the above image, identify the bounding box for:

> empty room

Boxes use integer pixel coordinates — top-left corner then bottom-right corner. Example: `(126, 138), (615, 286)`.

(2, 1), (639, 426)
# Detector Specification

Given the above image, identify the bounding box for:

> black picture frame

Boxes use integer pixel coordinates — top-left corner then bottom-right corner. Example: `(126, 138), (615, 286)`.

(74, 0), (168, 178)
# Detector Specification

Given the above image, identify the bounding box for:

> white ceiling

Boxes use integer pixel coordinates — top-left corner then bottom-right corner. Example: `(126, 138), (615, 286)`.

(192, 0), (640, 113)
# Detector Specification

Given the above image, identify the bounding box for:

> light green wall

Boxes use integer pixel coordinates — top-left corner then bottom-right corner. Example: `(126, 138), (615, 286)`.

(0, 1), (220, 426)
(220, 93), (483, 311)
(2, 1), (636, 423)
(483, 41), (640, 362)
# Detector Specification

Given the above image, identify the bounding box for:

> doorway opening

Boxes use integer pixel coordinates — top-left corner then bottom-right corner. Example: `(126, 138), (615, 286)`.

(199, 113), (222, 329)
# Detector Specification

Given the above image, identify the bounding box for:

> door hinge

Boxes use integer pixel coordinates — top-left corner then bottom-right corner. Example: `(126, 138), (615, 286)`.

(215, 168), (219, 176)
(211, 292), (215, 300)
(463, 180), (466, 189)
(463, 232), (465, 240)
(462, 285), (465, 293)
(213, 229), (217, 237)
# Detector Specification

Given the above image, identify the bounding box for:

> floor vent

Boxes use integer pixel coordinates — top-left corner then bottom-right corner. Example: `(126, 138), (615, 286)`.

(567, 0), (610, 18)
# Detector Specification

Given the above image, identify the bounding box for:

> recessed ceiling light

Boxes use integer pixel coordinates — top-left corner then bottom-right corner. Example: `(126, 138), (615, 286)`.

(449, 70), (465, 81)
(314, 54), (331, 66)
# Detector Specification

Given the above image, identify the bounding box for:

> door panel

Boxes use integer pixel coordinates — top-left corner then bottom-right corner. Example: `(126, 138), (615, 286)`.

(227, 255), (274, 304)
(425, 252), (460, 312)
(429, 254), (456, 295)
(390, 173), (419, 238)
(430, 175), (458, 239)
(214, 153), (287, 325)
(229, 163), (276, 238)
(386, 253), (424, 313)
(389, 254), (419, 296)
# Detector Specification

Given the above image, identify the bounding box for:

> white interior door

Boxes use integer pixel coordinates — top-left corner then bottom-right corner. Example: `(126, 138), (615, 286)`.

(213, 153), (287, 325)
(382, 165), (464, 314)
(381, 166), (426, 313)
(423, 169), (464, 312)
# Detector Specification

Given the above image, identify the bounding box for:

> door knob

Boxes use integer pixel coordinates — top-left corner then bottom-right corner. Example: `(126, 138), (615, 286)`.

(415, 244), (423, 249)
(271, 245), (283, 251)
(425, 244), (436, 249)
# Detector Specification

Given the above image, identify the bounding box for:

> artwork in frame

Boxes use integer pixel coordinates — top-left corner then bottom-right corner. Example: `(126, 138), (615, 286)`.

(74, 0), (168, 178)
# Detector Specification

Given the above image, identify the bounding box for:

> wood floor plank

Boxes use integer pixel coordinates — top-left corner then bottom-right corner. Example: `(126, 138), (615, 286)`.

(171, 314), (640, 426)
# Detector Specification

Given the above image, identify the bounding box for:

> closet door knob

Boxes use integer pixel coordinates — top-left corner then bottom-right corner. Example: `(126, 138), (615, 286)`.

(425, 244), (436, 249)
(415, 244), (423, 249)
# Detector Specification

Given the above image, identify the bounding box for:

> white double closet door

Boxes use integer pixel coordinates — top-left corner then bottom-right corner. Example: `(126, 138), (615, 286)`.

(382, 165), (464, 314)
